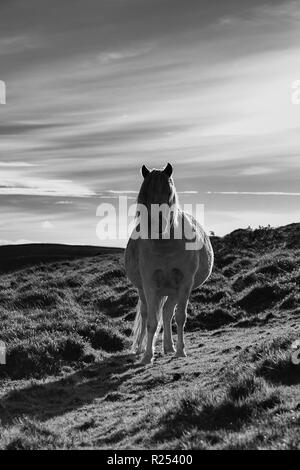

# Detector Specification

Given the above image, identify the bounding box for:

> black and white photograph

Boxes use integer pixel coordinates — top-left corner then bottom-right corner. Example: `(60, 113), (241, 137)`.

(0, 0), (299, 453)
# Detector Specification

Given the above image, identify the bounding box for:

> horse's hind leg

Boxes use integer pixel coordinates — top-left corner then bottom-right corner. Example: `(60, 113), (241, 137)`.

(162, 296), (176, 354)
(140, 292), (162, 365)
(136, 289), (147, 354)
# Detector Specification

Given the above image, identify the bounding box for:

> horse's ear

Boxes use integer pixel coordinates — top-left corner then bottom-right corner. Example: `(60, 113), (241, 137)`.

(163, 162), (173, 177)
(141, 164), (150, 178)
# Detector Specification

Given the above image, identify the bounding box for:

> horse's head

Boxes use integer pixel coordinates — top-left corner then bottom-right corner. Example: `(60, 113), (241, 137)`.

(137, 163), (178, 236)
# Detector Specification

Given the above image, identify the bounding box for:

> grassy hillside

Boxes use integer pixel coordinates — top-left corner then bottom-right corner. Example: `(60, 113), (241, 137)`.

(0, 243), (123, 273)
(0, 224), (299, 449)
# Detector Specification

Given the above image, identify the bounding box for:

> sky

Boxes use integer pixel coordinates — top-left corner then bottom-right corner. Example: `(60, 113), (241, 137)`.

(0, 0), (300, 246)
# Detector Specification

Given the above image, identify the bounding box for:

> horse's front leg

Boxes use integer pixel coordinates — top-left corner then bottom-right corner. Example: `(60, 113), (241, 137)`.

(140, 291), (161, 365)
(175, 284), (192, 358)
(135, 289), (147, 355)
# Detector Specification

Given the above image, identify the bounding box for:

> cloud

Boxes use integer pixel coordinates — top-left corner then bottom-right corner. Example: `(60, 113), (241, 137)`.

(98, 45), (153, 64)
(99, 195), (136, 200)
(41, 221), (54, 229)
(0, 162), (36, 167)
(0, 122), (67, 135)
(55, 200), (74, 205)
(206, 191), (300, 196)
(0, 169), (95, 197)
(0, 35), (37, 55)
(178, 191), (199, 194)
(238, 166), (277, 176)
(104, 190), (138, 194)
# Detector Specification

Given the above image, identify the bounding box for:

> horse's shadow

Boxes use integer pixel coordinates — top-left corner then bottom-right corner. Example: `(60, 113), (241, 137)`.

(0, 354), (142, 425)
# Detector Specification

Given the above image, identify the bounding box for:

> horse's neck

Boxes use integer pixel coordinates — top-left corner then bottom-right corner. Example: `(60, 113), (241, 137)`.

(143, 208), (184, 242)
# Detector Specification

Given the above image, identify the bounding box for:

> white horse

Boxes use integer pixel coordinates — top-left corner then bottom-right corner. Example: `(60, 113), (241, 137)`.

(125, 163), (214, 365)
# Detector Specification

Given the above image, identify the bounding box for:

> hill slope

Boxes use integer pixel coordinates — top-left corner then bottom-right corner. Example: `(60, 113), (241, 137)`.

(0, 243), (123, 273)
(0, 224), (299, 449)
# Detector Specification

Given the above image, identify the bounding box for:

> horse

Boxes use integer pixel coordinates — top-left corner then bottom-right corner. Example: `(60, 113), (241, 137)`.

(125, 163), (214, 365)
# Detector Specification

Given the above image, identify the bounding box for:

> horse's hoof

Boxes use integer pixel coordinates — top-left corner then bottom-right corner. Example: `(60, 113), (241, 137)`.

(139, 355), (153, 365)
(174, 350), (187, 358)
(163, 346), (176, 354)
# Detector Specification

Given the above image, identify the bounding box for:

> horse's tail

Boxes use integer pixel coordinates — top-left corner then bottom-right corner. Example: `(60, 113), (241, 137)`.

(131, 296), (167, 353)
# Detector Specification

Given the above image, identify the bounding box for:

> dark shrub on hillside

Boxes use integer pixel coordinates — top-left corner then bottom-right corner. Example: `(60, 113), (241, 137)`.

(210, 290), (231, 302)
(237, 283), (289, 313)
(279, 294), (300, 310)
(222, 258), (255, 278)
(85, 268), (126, 288)
(232, 272), (265, 292)
(90, 327), (127, 352)
(1, 334), (87, 379)
(94, 289), (138, 317)
(15, 290), (59, 309)
(227, 375), (266, 401)
(215, 254), (238, 269)
(191, 280), (231, 304)
(56, 275), (82, 288)
(256, 258), (296, 276)
(222, 266), (236, 277)
(228, 334), (300, 386)
(99, 268), (126, 284)
(0, 290), (13, 305)
(205, 308), (236, 329)
(186, 306), (236, 331)
(59, 337), (86, 361)
(191, 289), (212, 303)
(255, 352), (300, 385)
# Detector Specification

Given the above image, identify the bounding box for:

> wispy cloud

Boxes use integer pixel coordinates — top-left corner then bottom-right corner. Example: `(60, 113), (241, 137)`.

(41, 221), (54, 229)
(238, 166), (277, 176)
(103, 190), (138, 194)
(0, 162), (37, 168)
(0, 35), (37, 55)
(178, 191), (199, 194)
(206, 191), (300, 196)
(98, 44), (153, 64)
(55, 200), (74, 205)
(0, 170), (95, 197)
